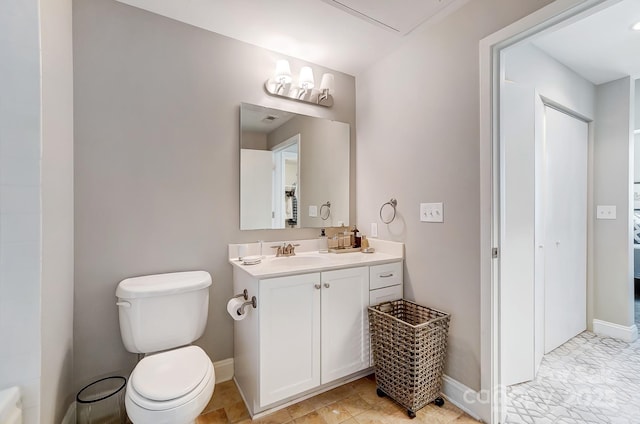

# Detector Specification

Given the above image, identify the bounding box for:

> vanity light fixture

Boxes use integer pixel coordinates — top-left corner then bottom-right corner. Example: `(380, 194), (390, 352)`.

(318, 73), (335, 104)
(264, 59), (334, 107)
(633, 21), (640, 31)
(274, 59), (292, 94)
(297, 66), (315, 99)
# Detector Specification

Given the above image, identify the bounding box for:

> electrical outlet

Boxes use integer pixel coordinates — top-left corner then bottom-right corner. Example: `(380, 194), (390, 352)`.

(596, 205), (616, 220)
(371, 223), (378, 237)
(420, 202), (444, 223)
(309, 205), (318, 217)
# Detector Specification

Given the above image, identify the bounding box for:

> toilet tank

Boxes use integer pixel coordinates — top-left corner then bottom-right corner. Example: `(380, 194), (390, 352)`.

(116, 271), (212, 353)
(0, 387), (21, 424)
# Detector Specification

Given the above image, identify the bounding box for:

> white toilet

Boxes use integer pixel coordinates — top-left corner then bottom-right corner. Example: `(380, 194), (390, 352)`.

(116, 271), (215, 424)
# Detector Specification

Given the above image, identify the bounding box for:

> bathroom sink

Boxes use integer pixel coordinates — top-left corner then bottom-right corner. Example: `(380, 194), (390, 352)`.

(269, 255), (329, 266)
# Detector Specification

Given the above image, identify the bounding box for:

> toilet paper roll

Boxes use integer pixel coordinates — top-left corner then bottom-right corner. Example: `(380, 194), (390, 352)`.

(227, 298), (247, 321)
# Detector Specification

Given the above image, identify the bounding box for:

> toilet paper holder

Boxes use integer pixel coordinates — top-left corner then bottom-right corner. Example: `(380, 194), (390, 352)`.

(234, 289), (249, 301)
(238, 296), (257, 316)
(232, 289), (257, 316)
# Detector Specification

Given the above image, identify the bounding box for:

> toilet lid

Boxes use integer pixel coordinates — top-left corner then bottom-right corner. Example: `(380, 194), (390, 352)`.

(131, 346), (209, 401)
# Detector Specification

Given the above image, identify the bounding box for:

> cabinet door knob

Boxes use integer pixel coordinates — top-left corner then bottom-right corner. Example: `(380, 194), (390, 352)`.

(324, 283), (330, 288)
(314, 284), (321, 290)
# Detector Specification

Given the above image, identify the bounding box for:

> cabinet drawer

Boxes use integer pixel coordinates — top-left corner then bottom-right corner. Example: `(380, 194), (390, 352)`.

(369, 262), (403, 290)
(369, 284), (403, 306)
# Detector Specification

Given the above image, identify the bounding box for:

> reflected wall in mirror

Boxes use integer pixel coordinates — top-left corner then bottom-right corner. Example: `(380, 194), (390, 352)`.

(240, 103), (350, 230)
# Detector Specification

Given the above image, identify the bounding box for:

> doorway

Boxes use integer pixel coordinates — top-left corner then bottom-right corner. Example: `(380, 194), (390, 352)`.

(500, 60), (591, 387)
(480, 0), (639, 422)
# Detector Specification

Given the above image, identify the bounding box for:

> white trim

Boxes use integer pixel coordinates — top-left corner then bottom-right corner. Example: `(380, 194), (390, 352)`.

(61, 401), (76, 424)
(441, 375), (483, 421)
(214, 358), (234, 383)
(592, 319), (639, 342)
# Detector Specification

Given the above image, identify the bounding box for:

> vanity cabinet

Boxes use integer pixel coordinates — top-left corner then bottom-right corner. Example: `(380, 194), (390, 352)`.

(259, 267), (369, 407)
(320, 267), (370, 383)
(369, 262), (403, 305)
(231, 253), (404, 417)
(260, 272), (321, 406)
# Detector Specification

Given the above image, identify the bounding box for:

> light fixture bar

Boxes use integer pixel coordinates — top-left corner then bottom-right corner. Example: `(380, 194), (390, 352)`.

(264, 61), (334, 108)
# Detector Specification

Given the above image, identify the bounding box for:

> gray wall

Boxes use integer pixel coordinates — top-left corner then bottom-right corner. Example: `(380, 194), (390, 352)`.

(41, 0), (75, 421)
(593, 77), (635, 327)
(355, 0), (554, 391)
(72, 0), (355, 389)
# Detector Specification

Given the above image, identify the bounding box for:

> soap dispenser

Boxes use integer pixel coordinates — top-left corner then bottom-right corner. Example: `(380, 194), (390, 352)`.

(352, 225), (361, 248)
(318, 228), (329, 253)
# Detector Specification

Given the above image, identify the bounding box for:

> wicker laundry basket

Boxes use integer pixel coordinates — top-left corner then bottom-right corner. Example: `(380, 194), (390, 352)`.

(368, 299), (451, 419)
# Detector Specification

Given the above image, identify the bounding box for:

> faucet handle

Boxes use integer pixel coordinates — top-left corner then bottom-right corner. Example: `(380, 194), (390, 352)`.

(270, 245), (284, 257)
(286, 243), (299, 255)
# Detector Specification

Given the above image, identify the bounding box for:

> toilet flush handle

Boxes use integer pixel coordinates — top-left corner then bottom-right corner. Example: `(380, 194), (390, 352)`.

(116, 301), (131, 308)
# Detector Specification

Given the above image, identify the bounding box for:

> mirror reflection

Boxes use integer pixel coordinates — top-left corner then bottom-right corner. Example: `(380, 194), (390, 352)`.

(240, 103), (350, 230)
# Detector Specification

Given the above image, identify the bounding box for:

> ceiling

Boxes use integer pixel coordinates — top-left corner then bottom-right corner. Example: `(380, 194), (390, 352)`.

(115, 0), (468, 76)
(115, 0), (640, 84)
(532, 0), (640, 85)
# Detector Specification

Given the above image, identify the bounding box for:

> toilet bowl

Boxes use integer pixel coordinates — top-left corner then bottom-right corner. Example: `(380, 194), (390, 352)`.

(117, 271), (214, 424)
(125, 346), (215, 424)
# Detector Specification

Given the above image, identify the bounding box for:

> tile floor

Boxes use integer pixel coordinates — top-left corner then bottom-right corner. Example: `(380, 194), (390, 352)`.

(196, 374), (481, 423)
(503, 298), (640, 423)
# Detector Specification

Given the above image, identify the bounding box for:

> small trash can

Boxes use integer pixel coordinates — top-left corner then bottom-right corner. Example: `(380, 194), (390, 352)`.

(368, 299), (450, 419)
(76, 376), (127, 424)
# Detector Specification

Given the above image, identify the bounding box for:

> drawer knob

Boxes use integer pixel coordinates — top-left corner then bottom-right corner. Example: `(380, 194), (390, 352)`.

(324, 283), (330, 288)
(314, 284), (321, 290)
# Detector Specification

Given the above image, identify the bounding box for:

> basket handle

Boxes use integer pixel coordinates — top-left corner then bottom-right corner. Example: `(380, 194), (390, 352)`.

(378, 301), (394, 313)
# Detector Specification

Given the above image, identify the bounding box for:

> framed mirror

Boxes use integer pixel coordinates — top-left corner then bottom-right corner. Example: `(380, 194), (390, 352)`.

(240, 103), (350, 230)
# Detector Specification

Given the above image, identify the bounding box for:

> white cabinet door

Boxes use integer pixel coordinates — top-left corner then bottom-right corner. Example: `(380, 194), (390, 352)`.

(260, 273), (321, 406)
(320, 267), (370, 383)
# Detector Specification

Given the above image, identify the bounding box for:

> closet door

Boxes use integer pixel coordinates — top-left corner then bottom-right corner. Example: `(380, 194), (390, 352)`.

(543, 106), (588, 354)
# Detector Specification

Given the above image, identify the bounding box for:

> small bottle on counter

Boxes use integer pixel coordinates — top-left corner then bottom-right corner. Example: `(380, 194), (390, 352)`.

(361, 235), (369, 250)
(318, 228), (329, 253)
(352, 225), (361, 248)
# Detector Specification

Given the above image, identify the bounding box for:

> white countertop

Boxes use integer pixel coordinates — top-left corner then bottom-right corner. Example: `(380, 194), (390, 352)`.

(229, 239), (404, 279)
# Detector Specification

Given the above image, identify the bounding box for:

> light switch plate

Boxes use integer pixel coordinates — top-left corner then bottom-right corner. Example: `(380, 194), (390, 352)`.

(421, 202), (444, 223)
(596, 205), (616, 220)
(309, 205), (318, 217)
(371, 223), (378, 237)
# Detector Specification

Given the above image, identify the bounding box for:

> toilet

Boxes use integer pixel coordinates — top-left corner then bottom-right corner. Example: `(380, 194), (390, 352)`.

(116, 271), (215, 424)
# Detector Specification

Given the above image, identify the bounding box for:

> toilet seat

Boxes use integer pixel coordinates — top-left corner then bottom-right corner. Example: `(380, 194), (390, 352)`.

(127, 346), (214, 411)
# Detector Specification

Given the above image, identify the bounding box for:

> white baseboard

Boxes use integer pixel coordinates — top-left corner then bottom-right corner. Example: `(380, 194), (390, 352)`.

(441, 375), (484, 421)
(214, 358), (234, 383)
(61, 401), (75, 424)
(593, 319), (638, 342)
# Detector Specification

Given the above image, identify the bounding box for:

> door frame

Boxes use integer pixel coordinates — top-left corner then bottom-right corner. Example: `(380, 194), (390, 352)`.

(479, 0), (616, 422)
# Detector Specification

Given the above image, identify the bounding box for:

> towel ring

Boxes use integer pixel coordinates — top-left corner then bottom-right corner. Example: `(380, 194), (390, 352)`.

(320, 201), (331, 221)
(379, 198), (398, 224)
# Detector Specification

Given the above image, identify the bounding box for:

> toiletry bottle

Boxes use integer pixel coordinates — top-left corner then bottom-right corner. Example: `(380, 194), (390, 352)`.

(318, 228), (329, 253)
(352, 225), (361, 248)
(339, 224), (347, 249)
(361, 235), (369, 250)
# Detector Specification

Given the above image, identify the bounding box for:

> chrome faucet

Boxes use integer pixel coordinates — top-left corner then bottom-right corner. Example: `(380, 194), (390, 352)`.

(271, 242), (299, 257)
